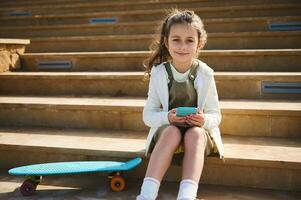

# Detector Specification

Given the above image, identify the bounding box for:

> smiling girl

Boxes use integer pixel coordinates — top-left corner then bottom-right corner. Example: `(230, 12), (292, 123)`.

(137, 9), (224, 200)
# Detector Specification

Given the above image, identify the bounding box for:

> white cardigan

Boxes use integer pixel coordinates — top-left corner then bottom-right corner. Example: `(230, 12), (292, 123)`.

(143, 59), (224, 159)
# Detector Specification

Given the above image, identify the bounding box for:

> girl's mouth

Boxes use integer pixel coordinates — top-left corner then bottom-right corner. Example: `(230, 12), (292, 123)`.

(175, 52), (189, 56)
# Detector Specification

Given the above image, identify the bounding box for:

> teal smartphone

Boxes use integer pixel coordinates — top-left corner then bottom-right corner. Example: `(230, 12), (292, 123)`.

(176, 107), (198, 117)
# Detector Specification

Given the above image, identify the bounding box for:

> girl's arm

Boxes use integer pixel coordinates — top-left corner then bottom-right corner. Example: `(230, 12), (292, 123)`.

(143, 69), (170, 128)
(202, 75), (222, 130)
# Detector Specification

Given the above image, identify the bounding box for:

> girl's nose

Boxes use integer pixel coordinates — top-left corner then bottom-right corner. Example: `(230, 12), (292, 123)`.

(178, 42), (187, 50)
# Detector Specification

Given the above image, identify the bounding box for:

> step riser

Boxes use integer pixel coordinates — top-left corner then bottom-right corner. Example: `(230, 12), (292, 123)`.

(1, 17), (301, 38)
(0, 75), (300, 99)
(0, 106), (146, 132)
(1, 1), (299, 15)
(26, 34), (301, 53)
(0, 0), (148, 7)
(0, 2), (275, 16)
(0, 105), (299, 138)
(0, 0), (298, 8)
(0, 150), (299, 191)
(1, 7), (301, 27)
(0, 77), (147, 97)
(21, 52), (301, 72)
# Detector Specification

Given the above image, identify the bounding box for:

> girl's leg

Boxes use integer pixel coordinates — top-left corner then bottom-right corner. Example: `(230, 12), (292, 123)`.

(182, 127), (206, 182)
(177, 127), (206, 200)
(146, 125), (182, 181)
(137, 125), (182, 200)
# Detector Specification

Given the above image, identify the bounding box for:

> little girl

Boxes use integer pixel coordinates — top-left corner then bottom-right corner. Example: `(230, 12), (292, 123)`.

(137, 9), (224, 200)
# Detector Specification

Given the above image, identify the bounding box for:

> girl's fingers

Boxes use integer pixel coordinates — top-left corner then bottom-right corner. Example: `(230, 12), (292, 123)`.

(188, 114), (204, 121)
(187, 118), (201, 126)
(175, 116), (186, 121)
(177, 119), (186, 123)
(189, 115), (201, 119)
(186, 119), (197, 126)
(186, 120), (193, 126)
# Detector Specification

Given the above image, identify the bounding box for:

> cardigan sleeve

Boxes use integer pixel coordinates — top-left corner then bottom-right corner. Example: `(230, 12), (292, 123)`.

(202, 74), (222, 130)
(143, 67), (170, 127)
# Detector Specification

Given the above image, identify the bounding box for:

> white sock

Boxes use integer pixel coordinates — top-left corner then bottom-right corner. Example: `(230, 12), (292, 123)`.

(177, 179), (198, 200)
(136, 177), (160, 200)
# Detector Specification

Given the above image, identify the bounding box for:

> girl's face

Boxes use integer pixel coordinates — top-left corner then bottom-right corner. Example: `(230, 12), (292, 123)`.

(165, 23), (200, 68)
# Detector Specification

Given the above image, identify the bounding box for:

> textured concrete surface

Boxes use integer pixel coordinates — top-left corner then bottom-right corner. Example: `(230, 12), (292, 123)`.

(24, 31), (301, 52)
(0, 170), (300, 200)
(0, 40), (29, 72)
(18, 49), (301, 72)
(0, 127), (300, 190)
(0, 96), (300, 136)
(1, 72), (301, 99)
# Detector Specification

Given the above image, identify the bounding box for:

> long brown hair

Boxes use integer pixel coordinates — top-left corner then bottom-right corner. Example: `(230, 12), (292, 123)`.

(143, 9), (207, 80)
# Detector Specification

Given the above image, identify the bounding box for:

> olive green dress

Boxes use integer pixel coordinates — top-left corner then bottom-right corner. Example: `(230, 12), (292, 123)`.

(149, 61), (216, 164)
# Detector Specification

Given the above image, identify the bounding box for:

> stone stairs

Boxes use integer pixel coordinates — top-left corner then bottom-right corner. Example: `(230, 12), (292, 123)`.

(1, 0), (300, 16)
(0, 0), (300, 197)
(1, 3), (301, 27)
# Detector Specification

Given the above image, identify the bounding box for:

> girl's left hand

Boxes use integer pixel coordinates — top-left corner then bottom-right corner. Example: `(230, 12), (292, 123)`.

(186, 108), (205, 127)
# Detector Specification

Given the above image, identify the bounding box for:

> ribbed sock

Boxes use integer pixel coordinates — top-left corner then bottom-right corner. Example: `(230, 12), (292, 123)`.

(177, 179), (198, 200)
(136, 177), (160, 200)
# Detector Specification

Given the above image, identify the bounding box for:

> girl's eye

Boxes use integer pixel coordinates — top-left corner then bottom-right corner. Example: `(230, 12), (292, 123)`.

(172, 39), (180, 42)
(187, 40), (194, 43)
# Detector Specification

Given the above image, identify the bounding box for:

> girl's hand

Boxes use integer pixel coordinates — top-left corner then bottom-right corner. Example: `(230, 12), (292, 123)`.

(186, 108), (205, 127)
(168, 108), (186, 124)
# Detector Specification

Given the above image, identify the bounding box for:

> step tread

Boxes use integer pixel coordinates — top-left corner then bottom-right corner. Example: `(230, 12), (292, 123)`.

(0, 0), (295, 11)
(28, 31), (301, 41)
(0, 3), (299, 20)
(21, 49), (301, 57)
(0, 38), (30, 44)
(0, 0), (207, 11)
(0, 127), (300, 169)
(0, 172), (299, 199)
(2, 16), (301, 30)
(0, 127), (146, 158)
(1, 71), (301, 76)
(1, 72), (301, 82)
(0, 96), (300, 113)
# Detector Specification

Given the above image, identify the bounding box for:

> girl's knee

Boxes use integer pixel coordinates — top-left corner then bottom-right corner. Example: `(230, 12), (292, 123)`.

(184, 127), (206, 146)
(160, 125), (182, 143)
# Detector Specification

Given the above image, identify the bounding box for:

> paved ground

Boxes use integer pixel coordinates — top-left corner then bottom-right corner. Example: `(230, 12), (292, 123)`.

(0, 170), (300, 200)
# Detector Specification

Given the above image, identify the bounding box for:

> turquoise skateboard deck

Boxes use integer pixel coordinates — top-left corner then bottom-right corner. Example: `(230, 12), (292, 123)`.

(9, 157), (142, 196)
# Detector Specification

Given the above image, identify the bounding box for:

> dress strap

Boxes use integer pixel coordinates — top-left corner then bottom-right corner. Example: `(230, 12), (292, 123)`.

(164, 62), (173, 91)
(188, 60), (199, 81)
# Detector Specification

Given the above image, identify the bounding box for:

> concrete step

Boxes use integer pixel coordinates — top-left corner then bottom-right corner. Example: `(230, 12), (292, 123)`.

(0, 172), (300, 200)
(1, 0), (300, 16)
(0, 0), (150, 7)
(1, 16), (300, 38)
(0, 72), (300, 100)
(20, 49), (301, 72)
(1, 0), (299, 8)
(0, 96), (300, 138)
(25, 31), (301, 53)
(0, 126), (300, 191)
(0, 4), (300, 27)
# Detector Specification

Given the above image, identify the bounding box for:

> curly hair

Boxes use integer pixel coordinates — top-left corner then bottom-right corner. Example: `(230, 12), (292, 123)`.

(143, 9), (207, 80)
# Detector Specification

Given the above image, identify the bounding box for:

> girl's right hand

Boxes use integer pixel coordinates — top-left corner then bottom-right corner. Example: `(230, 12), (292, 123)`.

(168, 108), (186, 124)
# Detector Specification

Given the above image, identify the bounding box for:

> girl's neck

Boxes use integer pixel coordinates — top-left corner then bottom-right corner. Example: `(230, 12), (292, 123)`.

(171, 60), (194, 73)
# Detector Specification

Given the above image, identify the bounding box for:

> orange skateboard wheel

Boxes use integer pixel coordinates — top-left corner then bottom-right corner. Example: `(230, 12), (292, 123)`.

(110, 175), (125, 192)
